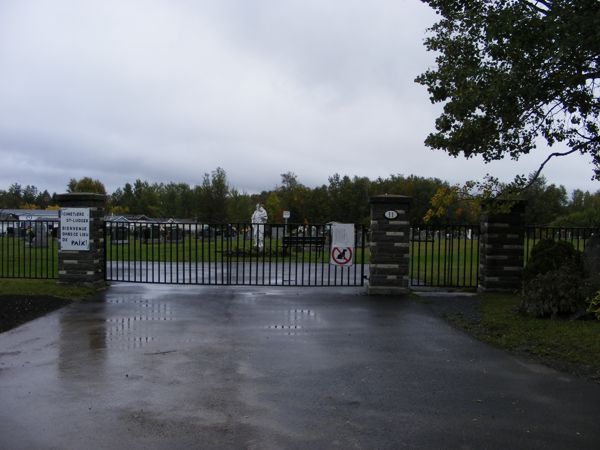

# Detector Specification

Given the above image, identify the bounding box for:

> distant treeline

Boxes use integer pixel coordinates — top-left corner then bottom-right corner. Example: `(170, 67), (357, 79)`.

(1, 169), (599, 226)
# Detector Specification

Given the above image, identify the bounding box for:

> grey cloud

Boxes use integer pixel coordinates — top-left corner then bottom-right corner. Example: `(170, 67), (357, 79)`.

(0, 0), (597, 195)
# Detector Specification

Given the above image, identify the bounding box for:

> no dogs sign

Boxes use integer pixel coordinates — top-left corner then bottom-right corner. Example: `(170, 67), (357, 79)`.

(330, 223), (355, 267)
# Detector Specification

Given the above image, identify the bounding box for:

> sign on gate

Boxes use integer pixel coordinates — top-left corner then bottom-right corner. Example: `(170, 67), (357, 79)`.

(330, 223), (354, 267)
(60, 208), (90, 251)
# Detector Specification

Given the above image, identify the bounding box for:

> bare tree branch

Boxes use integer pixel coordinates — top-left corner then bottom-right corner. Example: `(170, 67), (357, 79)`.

(525, 147), (581, 189)
(519, 0), (551, 15)
(582, 71), (600, 81)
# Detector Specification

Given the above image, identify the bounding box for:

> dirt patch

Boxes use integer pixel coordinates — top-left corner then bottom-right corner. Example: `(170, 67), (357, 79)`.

(0, 296), (71, 333)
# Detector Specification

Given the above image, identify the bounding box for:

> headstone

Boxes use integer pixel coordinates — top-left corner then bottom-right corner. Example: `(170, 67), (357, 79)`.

(271, 226), (284, 241)
(143, 224), (161, 243)
(166, 226), (182, 241)
(32, 221), (47, 247)
(112, 225), (129, 244)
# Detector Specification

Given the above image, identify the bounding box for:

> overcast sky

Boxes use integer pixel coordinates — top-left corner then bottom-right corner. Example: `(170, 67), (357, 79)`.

(0, 0), (598, 196)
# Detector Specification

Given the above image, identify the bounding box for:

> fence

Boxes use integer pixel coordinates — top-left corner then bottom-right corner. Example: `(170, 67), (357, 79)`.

(524, 226), (599, 263)
(0, 219), (59, 279)
(409, 224), (480, 288)
(104, 221), (368, 286)
(2, 217), (598, 290)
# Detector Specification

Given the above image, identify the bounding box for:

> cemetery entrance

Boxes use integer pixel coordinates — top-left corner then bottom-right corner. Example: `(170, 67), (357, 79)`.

(104, 220), (367, 287)
(409, 224), (480, 289)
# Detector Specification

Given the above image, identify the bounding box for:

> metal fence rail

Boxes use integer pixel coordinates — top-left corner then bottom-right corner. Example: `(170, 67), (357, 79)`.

(410, 224), (480, 289)
(524, 226), (599, 263)
(104, 221), (368, 287)
(0, 220), (59, 279)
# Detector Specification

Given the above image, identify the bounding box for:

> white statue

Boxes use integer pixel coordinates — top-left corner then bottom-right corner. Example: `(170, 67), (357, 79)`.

(251, 203), (268, 249)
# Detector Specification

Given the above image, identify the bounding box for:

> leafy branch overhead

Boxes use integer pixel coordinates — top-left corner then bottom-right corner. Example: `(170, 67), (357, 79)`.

(416, 0), (600, 177)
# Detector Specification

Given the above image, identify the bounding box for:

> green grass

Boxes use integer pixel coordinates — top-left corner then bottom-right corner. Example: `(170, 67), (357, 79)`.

(0, 235), (372, 282)
(1, 233), (590, 288)
(449, 294), (600, 382)
(0, 237), (59, 278)
(410, 238), (479, 287)
(105, 237), (371, 264)
(409, 236), (593, 287)
(0, 279), (96, 299)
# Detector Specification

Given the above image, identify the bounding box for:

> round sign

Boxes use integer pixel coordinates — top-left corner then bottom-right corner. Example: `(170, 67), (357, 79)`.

(384, 210), (399, 220)
(331, 246), (353, 266)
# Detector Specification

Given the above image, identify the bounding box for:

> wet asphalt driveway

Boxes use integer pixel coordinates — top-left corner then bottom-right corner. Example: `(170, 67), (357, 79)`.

(0, 284), (599, 449)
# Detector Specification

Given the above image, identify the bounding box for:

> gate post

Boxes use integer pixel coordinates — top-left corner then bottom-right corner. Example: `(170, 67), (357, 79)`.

(56, 193), (107, 286)
(368, 195), (411, 295)
(478, 200), (526, 292)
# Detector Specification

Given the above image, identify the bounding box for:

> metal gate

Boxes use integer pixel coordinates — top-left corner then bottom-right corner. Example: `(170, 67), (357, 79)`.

(410, 224), (480, 289)
(104, 221), (367, 287)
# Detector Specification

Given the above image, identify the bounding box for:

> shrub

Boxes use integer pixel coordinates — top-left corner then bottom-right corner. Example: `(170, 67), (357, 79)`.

(587, 291), (600, 320)
(523, 239), (584, 281)
(521, 267), (587, 318)
(521, 240), (586, 318)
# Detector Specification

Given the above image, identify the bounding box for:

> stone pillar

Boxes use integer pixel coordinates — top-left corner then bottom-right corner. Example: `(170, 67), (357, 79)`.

(478, 200), (526, 292)
(56, 193), (107, 286)
(368, 195), (411, 295)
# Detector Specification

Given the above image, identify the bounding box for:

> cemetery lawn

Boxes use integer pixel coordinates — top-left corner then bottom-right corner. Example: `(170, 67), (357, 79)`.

(445, 294), (600, 383)
(0, 280), (97, 333)
(105, 238), (371, 263)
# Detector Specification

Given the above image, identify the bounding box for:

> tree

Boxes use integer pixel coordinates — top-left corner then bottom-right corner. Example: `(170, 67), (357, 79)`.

(22, 185), (38, 205)
(67, 177), (107, 195)
(370, 175), (459, 224)
(305, 186), (331, 223)
(131, 179), (159, 216)
(195, 168), (230, 223)
(551, 189), (600, 226)
(6, 183), (22, 208)
(264, 192), (283, 224)
(35, 190), (52, 209)
(227, 188), (254, 223)
(277, 172), (310, 223)
(416, 0), (600, 180)
(520, 176), (568, 225)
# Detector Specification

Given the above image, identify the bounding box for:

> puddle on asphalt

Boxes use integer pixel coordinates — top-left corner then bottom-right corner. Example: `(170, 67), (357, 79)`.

(288, 309), (316, 318)
(264, 324), (304, 336)
(237, 291), (284, 304)
(98, 297), (175, 350)
(106, 298), (174, 320)
(103, 334), (155, 350)
(107, 296), (148, 305)
(263, 308), (323, 336)
(266, 325), (303, 330)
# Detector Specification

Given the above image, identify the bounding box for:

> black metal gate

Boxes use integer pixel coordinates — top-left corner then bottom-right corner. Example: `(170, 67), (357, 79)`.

(104, 221), (367, 287)
(410, 224), (480, 289)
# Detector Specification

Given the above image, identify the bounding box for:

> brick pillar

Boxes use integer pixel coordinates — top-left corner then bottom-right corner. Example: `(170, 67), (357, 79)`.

(478, 200), (526, 292)
(57, 193), (107, 286)
(368, 195), (411, 295)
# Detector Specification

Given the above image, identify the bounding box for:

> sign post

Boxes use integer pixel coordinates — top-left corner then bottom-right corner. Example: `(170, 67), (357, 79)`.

(56, 193), (106, 286)
(330, 223), (355, 267)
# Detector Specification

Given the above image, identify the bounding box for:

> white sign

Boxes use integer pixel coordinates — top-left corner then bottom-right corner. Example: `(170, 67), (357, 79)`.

(384, 210), (399, 220)
(283, 210), (291, 219)
(330, 223), (355, 267)
(60, 208), (90, 251)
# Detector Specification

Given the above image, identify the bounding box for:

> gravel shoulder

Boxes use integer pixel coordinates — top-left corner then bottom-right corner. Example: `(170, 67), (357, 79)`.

(413, 291), (482, 322)
(414, 291), (600, 383)
(0, 295), (71, 333)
